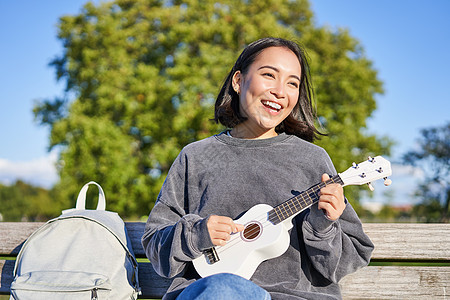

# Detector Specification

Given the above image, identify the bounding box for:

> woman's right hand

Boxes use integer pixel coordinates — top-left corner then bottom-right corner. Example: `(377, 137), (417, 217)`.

(207, 215), (244, 246)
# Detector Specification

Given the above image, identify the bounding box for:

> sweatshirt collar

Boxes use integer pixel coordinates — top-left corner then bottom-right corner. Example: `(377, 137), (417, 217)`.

(214, 131), (292, 147)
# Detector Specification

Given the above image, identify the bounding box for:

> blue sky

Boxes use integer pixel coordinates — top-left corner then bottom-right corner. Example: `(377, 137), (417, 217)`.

(1, 1), (449, 205)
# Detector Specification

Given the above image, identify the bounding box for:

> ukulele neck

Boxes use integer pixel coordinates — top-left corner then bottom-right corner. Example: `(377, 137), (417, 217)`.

(268, 175), (343, 225)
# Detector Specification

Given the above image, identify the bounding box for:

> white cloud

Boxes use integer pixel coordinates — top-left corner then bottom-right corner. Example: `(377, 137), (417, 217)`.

(391, 163), (424, 178)
(0, 151), (58, 188)
(360, 163), (424, 205)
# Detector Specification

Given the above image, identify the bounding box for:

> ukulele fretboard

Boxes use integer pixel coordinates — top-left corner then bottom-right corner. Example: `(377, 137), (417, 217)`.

(268, 175), (343, 225)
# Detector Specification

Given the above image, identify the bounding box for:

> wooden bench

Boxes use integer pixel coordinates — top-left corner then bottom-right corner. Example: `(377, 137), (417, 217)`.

(1, 222), (449, 299)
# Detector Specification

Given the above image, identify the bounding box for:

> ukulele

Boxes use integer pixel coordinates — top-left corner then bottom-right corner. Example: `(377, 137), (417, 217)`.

(193, 156), (392, 279)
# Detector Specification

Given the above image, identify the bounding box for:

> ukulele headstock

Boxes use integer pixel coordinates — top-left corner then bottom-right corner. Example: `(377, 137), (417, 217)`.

(339, 156), (392, 190)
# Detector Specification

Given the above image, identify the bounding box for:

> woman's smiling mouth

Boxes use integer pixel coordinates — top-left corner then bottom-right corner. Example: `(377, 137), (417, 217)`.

(261, 100), (282, 113)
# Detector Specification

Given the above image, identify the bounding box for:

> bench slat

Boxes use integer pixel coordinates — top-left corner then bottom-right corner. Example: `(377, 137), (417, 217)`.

(0, 223), (42, 256)
(1, 222), (449, 261)
(4, 260), (450, 299)
(0, 260), (170, 298)
(126, 222), (147, 258)
(0, 260), (14, 295)
(363, 223), (450, 261)
(340, 265), (450, 299)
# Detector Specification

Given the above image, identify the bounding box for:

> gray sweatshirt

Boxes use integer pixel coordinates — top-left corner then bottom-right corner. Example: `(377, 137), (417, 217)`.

(142, 132), (374, 299)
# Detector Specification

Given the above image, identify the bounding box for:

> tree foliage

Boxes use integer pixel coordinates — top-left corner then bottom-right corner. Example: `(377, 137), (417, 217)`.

(403, 122), (450, 222)
(0, 181), (57, 221)
(34, 0), (390, 219)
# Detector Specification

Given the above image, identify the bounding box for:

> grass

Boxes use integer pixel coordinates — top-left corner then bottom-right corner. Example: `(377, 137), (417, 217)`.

(369, 261), (450, 266)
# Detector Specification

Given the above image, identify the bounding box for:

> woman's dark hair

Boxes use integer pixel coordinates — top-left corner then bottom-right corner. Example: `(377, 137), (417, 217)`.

(214, 37), (323, 142)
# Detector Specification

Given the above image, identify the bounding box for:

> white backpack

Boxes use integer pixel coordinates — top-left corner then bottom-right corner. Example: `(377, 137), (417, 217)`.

(10, 181), (141, 299)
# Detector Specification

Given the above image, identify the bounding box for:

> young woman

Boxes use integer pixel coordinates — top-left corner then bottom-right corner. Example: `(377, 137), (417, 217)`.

(142, 37), (374, 300)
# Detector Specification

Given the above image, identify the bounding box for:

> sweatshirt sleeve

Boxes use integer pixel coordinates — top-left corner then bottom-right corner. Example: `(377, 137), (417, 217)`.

(141, 151), (214, 278)
(302, 201), (374, 283)
(301, 149), (374, 283)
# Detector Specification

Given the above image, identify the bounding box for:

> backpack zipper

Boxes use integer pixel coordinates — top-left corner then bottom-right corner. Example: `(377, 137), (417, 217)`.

(91, 288), (98, 300)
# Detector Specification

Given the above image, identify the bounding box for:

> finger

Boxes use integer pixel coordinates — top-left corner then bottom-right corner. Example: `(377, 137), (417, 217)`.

(234, 223), (245, 232)
(319, 194), (339, 210)
(211, 238), (228, 246)
(213, 231), (233, 241)
(321, 173), (330, 182)
(209, 216), (233, 231)
(320, 180), (344, 199)
(215, 217), (244, 234)
(318, 201), (338, 220)
(320, 173), (337, 198)
(209, 229), (231, 246)
(320, 186), (343, 201)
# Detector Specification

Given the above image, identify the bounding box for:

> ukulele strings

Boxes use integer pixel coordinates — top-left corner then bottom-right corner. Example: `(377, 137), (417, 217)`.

(215, 186), (322, 255)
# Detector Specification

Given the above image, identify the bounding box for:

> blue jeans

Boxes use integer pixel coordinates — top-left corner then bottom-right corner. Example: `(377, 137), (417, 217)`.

(176, 273), (271, 300)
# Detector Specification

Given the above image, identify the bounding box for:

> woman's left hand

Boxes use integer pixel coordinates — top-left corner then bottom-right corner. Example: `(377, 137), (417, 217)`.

(318, 173), (346, 220)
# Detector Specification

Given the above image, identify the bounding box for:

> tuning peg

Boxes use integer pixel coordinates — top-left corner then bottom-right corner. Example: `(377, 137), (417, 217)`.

(384, 178), (392, 186)
(367, 182), (375, 191)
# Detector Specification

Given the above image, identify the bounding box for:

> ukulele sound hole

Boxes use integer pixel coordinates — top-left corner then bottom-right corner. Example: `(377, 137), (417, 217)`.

(242, 222), (262, 241)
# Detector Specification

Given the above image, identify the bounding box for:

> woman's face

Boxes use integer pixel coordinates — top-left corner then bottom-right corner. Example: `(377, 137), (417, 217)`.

(232, 46), (301, 139)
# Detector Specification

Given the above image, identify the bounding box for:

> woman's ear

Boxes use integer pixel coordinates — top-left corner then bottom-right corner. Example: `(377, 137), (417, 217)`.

(232, 71), (241, 94)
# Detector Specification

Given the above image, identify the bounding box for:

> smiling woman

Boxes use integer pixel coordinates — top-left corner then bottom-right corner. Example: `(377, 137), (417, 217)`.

(214, 37), (321, 142)
(141, 37), (374, 300)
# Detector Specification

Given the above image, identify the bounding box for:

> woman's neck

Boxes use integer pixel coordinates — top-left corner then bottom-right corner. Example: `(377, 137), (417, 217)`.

(229, 126), (278, 140)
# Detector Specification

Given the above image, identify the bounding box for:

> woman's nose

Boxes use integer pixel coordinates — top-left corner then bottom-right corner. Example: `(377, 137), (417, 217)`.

(270, 82), (286, 98)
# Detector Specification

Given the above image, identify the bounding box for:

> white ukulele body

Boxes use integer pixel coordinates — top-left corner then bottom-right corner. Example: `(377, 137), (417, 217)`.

(193, 204), (294, 279)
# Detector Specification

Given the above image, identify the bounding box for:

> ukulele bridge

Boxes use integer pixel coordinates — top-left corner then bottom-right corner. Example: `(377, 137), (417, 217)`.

(203, 247), (220, 264)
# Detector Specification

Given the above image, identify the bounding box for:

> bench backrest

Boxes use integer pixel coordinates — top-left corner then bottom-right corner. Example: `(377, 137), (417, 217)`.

(1, 222), (449, 299)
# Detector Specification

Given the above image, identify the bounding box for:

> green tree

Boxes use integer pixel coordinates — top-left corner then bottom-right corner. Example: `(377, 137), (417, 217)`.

(0, 181), (57, 221)
(403, 122), (450, 222)
(34, 0), (390, 218)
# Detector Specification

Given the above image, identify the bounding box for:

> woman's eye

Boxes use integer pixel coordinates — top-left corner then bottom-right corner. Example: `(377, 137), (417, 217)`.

(263, 73), (275, 78)
(289, 82), (299, 88)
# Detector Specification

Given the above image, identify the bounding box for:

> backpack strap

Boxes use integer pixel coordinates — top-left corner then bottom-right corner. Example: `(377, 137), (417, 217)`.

(75, 181), (106, 210)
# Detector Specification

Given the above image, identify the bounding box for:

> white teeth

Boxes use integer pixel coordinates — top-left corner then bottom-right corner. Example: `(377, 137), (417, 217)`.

(262, 100), (281, 110)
